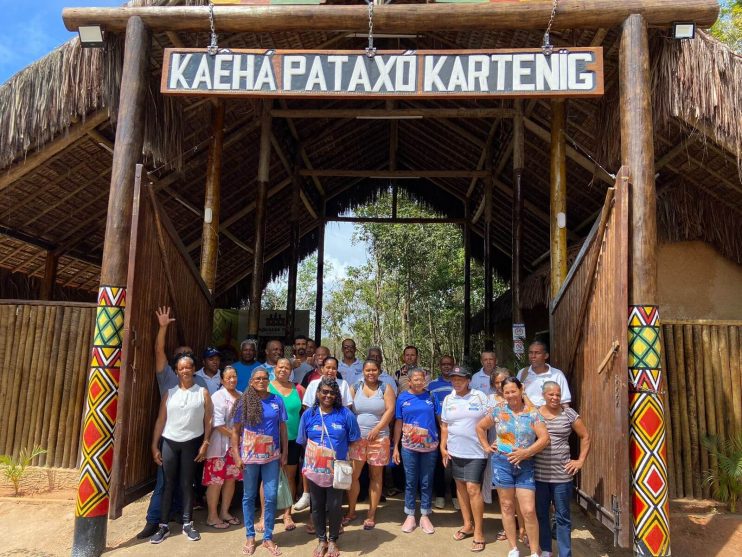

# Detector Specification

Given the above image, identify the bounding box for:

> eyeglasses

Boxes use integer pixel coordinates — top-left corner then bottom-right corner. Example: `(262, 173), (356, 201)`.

(319, 390), (336, 396)
(253, 377), (269, 382)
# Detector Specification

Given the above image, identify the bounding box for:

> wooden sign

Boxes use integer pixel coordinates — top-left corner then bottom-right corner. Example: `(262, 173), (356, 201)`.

(161, 48), (604, 99)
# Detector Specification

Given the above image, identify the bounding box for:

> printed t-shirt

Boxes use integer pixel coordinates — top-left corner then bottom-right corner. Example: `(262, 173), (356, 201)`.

(303, 378), (353, 407)
(233, 393), (287, 464)
(268, 383), (304, 441)
(395, 390), (440, 452)
(518, 365), (572, 407)
(490, 401), (544, 454)
(296, 406), (361, 487)
(232, 360), (263, 392)
(440, 388), (489, 458)
(427, 377), (453, 406)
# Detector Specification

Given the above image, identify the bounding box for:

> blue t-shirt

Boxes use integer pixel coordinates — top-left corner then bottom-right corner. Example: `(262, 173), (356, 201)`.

(232, 360), (264, 392)
(395, 390), (440, 452)
(233, 393), (287, 463)
(427, 378), (453, 407)
(296, 406), (361, 461)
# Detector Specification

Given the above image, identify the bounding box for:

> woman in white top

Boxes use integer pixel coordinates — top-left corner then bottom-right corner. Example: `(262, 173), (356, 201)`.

(150, 353), (213, 544)
(439, 367), (490, 552)
(202, 365), (242, 529)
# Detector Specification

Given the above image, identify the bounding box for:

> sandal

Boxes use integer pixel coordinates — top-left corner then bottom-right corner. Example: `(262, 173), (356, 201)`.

(206, 520), (229, 529)
(305, 523), (316, 535)
(363, 519), (376, 530)
(312, 542), (327, 557)
(341, 514), (357, 527)
(453, 529), (474, 541)
(243, 539), (257, 555)
(471, 540), (486, 553)
(283, 516), (296, 531)
(262, 541), (282, 556)
(221, 516), (241, 526)
(519, 533), (529, 545)
(496, 529), (508, 541)
(326, 542), (340, 557)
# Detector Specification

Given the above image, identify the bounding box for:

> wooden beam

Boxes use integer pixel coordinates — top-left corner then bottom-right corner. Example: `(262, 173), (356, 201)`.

(272, 108), (514, 120)
(315, 203), (325, 343)
(550, 99), (568, 299)
(466, 120), (500, 198)
(279, 100), (325, 196)
(200, 100), (225, 292)
(512, 100), (524, 324)
(463, 200), (471, 359)
(299, 169), (488, 178)
(63, 1), (720, 33)
(483, 141), (494, 350)
(270, 132), (318, 218)
(39, 252), (58, 300)
(0, 111), (108, 193)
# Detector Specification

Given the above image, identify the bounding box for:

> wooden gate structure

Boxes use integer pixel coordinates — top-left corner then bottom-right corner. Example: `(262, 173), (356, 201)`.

(108, 167), (214, 518)
(550, 170), (630, 547)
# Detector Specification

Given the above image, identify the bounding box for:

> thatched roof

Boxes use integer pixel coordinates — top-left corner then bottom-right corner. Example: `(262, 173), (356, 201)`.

(1, 3), (740, 307)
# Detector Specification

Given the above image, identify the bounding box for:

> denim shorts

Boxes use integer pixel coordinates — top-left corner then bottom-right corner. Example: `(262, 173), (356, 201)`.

(491, 452), (536, 490)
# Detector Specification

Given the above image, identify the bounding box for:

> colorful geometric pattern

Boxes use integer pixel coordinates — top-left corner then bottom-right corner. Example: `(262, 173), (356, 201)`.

(628, 305), (671, 556)
(76, 286), (126, 518)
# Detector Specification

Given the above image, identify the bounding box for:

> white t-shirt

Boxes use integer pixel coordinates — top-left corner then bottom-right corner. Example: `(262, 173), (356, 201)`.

(518, 365), (572, 407)
(303, 378), (354, 407)
(338, 358), (364, 386)
(440, 388), (489, 459)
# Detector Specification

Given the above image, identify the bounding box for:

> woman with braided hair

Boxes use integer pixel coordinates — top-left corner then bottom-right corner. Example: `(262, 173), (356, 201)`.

(297, 376), (361, 557)
(230, 368), (288, 556)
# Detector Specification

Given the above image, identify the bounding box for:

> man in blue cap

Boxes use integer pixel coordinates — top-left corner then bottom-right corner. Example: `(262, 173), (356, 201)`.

(196, 346), (222, 394)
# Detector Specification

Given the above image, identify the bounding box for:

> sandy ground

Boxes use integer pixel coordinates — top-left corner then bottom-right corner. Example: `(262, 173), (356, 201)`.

(0, 489), (738, 557)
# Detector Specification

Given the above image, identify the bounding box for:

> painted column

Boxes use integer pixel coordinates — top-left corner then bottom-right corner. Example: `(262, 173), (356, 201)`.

(72, 16), (149, 557)
(620, 14), (670, 556)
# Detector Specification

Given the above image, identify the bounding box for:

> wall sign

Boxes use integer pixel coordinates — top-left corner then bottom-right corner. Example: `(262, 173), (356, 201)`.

(161, 48), (603, 98)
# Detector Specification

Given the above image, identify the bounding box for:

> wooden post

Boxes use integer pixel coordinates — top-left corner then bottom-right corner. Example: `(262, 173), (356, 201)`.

(199, 100), (225, 292)
(549, 99), (568, 299)
(512, 101), (525, 318)
(463, 199), (471, 359)
(40, 251), (58, 300)
(247, 100), (272, 337)
(621, 14), (670, 557)
(285, 159), (301, 342)
(72, 16), (149, 557)
(483, 145), (494, 351)
(314, 199), (326, 344)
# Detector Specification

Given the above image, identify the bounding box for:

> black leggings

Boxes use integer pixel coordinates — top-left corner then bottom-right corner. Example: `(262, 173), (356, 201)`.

(161, 437), (199, 524)
(309, 480), (343, 542)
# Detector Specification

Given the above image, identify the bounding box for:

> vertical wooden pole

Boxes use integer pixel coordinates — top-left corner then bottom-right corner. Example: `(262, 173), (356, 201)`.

(483, 144), (494, 351)
(463, 199), (471, 360)
(549, 99), (568, 299)
(40, 251), (58, 300)
(72, 15), (149, 557)
(512, 100), (525, 363)
(621, 13), (670, 557)
(286, 159), (301, 342)
(314, 199), (326, 344)
(199, 100), (225, 292)
(247, 100), (272, 337)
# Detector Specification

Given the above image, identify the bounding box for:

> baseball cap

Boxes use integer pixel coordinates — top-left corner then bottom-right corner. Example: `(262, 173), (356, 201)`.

(203, 346), (221, 359)
(448, 366), (471, 378)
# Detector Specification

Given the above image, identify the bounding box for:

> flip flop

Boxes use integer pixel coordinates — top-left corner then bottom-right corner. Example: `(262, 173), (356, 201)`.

(206, 521), (229, 529)
(496, 529), (508, 541)
(453, 529), (474, 541)
(262, 541), (282, 556)
(222, 516), (241, 526)
(305, 523), (316, 535)
(363, 519), (376, 530)
(341, 515), (357, 526)
(243, 540), (257, 555)
(470, 540), (486, 553)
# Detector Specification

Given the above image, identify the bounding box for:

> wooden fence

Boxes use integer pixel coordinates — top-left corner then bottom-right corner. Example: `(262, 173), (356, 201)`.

(0, 300), (95, 468)
(662, 320), (742, 499)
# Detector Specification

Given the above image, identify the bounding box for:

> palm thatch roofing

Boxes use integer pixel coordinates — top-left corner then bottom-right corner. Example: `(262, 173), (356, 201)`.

(1, 0), (740, 307)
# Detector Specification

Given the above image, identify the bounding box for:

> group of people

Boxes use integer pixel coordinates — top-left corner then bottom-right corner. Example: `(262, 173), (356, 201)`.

(142, 306), (590, 557)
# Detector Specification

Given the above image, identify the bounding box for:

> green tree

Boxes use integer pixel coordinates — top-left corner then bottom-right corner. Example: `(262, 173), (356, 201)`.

(711, 0), (742, 52)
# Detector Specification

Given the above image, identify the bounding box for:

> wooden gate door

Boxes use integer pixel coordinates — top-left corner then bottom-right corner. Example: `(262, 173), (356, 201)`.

(108, 169), (214, 518)
(550, 168), (630, 547)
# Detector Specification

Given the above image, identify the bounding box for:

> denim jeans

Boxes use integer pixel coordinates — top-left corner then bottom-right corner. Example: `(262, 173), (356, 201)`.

(536, 480), (573, 557)
(401, 447), (437, 516)
(243, 459), (280, 540)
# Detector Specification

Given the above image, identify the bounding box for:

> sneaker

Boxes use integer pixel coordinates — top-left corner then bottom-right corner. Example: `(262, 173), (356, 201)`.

(137, 522), (159, 540)
(541, 552), (553, 557)
(506, 549), (520, 557)
(452, 498), (460, 510)
(182, 521), (201, 541)
(434, 497), (445, 509)
(150, 525), (170, 544)
(293, 492), (311, 512)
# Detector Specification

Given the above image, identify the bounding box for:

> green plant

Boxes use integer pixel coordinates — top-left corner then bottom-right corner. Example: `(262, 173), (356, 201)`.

(0, 445), (47, 496)
(702, 433), (742, 512)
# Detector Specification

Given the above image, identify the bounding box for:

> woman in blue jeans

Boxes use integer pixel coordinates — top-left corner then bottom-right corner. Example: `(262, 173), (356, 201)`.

(392, 368), (441, 534)
(535, 382), (591, 557)
(476, 377), (549, 557)
(231, 368), (287, 556)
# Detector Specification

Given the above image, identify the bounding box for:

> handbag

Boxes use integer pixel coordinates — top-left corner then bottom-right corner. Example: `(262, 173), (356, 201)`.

(320, 411), (353, 490)
(276, 469), (294, 510)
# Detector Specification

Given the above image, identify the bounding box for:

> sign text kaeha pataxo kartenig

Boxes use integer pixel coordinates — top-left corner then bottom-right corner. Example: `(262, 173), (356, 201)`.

(161, 48), (604, 98)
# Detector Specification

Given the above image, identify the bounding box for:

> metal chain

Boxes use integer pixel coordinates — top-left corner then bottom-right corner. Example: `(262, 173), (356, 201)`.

(542, 0), (559, 56)
(207, 0), (219, 56)
(366, 0), (376, 58)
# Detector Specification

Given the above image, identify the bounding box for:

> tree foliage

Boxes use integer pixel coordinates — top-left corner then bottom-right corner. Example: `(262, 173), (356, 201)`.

(711, 0), (742, 53)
